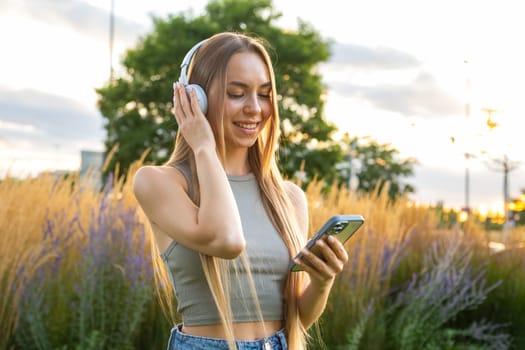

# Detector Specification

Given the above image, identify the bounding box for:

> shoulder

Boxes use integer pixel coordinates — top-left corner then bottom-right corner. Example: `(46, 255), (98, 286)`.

(283, 180), (309, 234)
(133, 165), (171, 189)
(133, 165), (187, 201)
(283, 181), (307, 206)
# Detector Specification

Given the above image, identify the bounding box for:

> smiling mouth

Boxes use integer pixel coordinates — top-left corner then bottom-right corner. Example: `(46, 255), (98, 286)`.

(234, 122), (259, 130)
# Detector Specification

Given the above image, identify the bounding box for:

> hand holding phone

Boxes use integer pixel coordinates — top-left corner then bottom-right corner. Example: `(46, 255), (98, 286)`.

(290, 214), (364, 272)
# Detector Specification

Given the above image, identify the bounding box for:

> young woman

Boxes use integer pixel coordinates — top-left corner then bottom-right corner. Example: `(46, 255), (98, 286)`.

(133, 32), (349, 350)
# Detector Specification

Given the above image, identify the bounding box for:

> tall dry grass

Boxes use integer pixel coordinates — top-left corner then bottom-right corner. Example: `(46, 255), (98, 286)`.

(0, 174), (77, 350)
(306, 180), (438, 305)
(304, 181), (441, 347)
(0, 159), (146, 349)
(1, 155), (520, 349)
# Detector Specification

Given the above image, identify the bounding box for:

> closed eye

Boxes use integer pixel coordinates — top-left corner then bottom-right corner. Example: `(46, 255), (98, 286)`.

(227, 92), (244, 98)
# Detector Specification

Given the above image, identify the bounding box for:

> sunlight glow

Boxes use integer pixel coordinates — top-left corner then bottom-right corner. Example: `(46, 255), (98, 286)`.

(1, 0), (524, 213)
(0, 156), (79, 179)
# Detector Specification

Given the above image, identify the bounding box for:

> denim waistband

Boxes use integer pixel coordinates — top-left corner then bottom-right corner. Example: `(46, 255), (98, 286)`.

(167, 324), (288, 350)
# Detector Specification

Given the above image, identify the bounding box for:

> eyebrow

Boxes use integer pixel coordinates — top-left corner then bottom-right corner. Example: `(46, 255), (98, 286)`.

(228, 81), (272, 89)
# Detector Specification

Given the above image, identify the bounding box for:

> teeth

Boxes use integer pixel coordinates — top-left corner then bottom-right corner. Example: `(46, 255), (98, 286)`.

(236, 122), (257, 129)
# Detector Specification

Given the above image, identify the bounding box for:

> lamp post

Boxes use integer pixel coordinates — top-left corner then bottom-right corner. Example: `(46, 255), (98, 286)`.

(483, 108), (498, 131)
(487, 154), (519, 231)
(482, 108), (520, 232)
(109, 0), (115, 82)
(463, 60), (472, 214)
(464, 152), (473, 213)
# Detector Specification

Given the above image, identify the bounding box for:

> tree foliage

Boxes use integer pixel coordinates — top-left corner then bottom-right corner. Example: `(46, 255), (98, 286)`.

(96, 0), (342, 183)
(96, 0), (418, 197)
(341, 134), (418, 200)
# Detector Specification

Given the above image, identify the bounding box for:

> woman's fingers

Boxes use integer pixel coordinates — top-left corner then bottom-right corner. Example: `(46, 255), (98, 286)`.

(314, 238), (343, 274)
(296, 236), (348, 281)
(171, 82), (215, 152)
(173, 82), (194, 123)
(189, 86), (201, 114)
(179, 84), (194, 117)
(294, 250), (330, 280)
(172, 83), (182, 125)
(325, 235), (349, 267)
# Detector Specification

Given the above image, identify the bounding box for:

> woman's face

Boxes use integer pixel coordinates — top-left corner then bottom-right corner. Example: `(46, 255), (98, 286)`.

(210, 51), (272, 153)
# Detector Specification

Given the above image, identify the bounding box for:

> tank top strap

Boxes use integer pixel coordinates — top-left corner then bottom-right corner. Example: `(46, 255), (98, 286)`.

(169, 162), (195, 202)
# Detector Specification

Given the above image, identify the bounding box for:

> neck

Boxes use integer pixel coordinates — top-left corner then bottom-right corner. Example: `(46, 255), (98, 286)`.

(224, 148), (250, 176)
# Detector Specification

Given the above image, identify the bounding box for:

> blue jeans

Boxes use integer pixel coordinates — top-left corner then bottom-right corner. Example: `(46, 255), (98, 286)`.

(167, 324), (288, 350)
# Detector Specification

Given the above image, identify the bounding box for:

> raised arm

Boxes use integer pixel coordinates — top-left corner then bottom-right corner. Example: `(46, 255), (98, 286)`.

(133, 83), (244, 259)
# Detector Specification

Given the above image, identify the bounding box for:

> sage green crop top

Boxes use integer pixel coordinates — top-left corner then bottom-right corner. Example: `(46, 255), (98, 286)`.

(160, 163), (290, 326)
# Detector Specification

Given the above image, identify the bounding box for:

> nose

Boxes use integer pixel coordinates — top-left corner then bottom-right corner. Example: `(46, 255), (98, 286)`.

(243, 93), (262, 115)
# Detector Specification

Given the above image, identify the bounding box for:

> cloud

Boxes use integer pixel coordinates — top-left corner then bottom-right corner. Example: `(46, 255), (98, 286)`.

(329, 72), (463, 119)
(0, 87), (105, 150)
(329, 42), (421, 69)
(323, 43), (460, 118)
(362, 73), (463, 118)
(9, 0), (145, 45)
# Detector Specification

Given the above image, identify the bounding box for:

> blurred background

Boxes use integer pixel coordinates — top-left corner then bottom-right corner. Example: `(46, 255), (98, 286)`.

(2, 2), (525, 349)
(1, 0), (524, 223)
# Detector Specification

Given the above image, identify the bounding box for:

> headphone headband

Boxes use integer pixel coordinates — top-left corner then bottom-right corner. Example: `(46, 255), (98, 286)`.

(179, 39), (208, 84)
(178, 38), (209, 114)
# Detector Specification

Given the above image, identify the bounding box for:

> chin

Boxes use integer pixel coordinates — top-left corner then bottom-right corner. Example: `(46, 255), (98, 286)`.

(230, 138), (258, 150)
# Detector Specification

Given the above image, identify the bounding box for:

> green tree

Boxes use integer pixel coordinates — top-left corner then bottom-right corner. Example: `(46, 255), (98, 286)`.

(96, 0), (342, 183)
(341, 135), (417, 200)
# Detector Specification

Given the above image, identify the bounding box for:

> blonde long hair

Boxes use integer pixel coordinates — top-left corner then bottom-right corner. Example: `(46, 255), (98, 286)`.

(157, 32), (307, 349)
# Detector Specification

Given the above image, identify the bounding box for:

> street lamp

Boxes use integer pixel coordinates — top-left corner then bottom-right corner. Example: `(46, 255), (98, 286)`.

(463, 60), (472, 214)
(464, 152), (473, 213)
(482, 108), (520, 231)
(483, 108), (499, 131)
(109, 0), (115, 82)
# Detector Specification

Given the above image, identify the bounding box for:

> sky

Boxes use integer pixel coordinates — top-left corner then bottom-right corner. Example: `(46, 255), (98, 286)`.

(1, 0), (524, 215)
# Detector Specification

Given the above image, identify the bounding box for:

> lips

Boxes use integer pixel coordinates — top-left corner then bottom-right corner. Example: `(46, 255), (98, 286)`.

(234, 122), (259, 130)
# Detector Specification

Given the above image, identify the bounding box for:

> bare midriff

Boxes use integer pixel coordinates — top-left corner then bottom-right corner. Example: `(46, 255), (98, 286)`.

(182, 320), (284, 340)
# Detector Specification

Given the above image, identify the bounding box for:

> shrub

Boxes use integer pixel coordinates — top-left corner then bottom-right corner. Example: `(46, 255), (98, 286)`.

(1, 164), (521, 350)
(14, 175), (154, 350)
(385, 234), (510, 350)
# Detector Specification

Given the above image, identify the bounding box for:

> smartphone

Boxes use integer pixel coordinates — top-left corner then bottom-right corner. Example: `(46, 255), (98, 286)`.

(289, 214), (364, 272)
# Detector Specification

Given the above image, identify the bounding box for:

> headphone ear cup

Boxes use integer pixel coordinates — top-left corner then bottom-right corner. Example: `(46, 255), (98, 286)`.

(185, 84), (208, 114)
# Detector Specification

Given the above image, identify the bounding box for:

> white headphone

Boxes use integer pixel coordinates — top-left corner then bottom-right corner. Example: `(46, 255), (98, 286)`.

(179, 39), (208, 114)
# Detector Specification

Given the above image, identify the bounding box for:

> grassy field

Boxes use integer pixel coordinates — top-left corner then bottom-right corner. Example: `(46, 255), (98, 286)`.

(1, 160), (524, 349)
